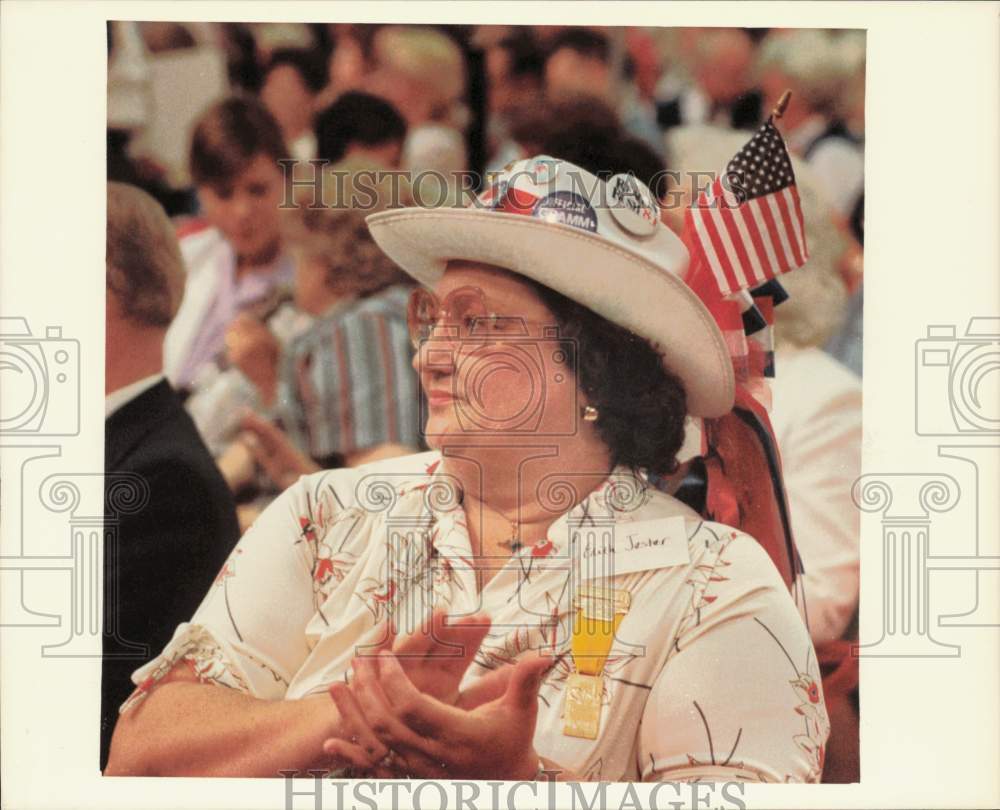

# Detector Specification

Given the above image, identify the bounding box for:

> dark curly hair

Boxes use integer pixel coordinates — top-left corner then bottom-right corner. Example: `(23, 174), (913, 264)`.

(525, 279), (688, 477)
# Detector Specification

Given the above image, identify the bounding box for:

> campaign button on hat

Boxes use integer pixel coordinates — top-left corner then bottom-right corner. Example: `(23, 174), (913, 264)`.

(608, 173), (660, 236)
(532, 191), (598, 233)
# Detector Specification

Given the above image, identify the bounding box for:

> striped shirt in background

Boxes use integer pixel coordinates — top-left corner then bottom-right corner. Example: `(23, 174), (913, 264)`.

(276, 285), (422, 463)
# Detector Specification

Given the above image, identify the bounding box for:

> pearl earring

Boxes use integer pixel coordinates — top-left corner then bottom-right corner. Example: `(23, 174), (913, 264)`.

(582, 405), (599, 422)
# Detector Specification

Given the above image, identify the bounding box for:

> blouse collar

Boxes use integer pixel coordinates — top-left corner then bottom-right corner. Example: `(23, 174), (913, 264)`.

(405, 457), (653, 560)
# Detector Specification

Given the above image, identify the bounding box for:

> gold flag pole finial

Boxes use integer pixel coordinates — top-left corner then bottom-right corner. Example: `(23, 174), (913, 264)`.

(772, 90), (792, 120)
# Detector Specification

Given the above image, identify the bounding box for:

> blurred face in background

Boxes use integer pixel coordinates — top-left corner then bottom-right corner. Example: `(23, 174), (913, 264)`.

(261, 64), (315, 141)
(364, 68), (436, 126)
(693, 29), (754, 106)
(544, 48), (611, 103)
(485, 46), (516, 115)
(197, 153), (284, 262)
(485, 46), (540, 118)
(328, 33), (367, 93)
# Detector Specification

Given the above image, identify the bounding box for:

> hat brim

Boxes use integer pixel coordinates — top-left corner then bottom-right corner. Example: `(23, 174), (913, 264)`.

(367, 208), (735, 418)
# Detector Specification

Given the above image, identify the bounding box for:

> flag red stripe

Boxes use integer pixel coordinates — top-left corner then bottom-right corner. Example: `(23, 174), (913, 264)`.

(738, 203), (778, 280)
(718, 203), (759, 287)
(707, 204), (750, 290)
(754, 197), (792, 274)
(790, 186), (809, 259)
(780, 187), (808, 263)
(747, 202), (784, 279)
(697, 195), (743, 294)
(686, 205), (731, 297)
(774, 191), (805, 266)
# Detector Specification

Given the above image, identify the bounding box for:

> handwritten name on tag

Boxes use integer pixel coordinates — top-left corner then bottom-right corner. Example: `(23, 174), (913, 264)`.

(577, 517), (690, 579)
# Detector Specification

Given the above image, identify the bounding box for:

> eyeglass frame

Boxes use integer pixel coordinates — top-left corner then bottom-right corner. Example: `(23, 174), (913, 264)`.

(406, 285), (563, 349)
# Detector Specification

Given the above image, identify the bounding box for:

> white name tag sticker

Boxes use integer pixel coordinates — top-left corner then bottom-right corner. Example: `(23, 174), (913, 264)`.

(576, 517), (690, 579)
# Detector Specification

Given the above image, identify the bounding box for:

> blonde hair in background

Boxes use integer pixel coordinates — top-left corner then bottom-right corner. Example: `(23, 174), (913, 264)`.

(282, 163), (411, 299)
(666, 125), (853, 349)
(373, 26), (465, 104)
(105, 181), (185, 327)
(756, 29), (862, 113)
(371, 25), (467, 126)
(773, 161), (852, 349)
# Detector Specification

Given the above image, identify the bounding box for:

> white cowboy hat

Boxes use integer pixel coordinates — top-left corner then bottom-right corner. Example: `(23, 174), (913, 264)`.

(366, 155), (735, 417)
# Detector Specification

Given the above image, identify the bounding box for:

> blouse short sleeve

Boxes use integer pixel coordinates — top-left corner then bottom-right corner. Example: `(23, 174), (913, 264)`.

(121, 468), (365, 712)
(638, 531), (830, 783)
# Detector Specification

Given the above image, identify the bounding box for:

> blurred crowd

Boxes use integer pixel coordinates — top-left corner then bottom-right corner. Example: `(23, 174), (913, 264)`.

(104, 21), (864, 778)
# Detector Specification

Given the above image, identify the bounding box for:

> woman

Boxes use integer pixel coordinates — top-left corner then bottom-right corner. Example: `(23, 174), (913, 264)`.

(106, 157), (828, 782)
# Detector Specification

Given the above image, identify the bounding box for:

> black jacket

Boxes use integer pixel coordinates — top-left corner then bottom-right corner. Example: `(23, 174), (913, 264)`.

(101, 379), (239, 770)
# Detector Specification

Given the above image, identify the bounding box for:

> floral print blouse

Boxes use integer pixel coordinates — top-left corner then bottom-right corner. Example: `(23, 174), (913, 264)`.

(125, 451), (829, 782)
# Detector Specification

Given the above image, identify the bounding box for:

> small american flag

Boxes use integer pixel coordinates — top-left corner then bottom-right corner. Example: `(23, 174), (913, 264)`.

(685, 119), (808, 298)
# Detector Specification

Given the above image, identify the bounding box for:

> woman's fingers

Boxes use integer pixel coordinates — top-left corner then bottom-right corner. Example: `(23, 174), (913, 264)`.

(351, 656), (428, 751)
(387, 610), (491, 705)
(393, 608), (458, 657)
(327, 681), (389, 764)
(436, 611), (492, 671)
(375, 651), (458, 736)
(502, 654), (551, 713)
(393, 609), (490, 658)
(321, 738), (382, 771)
(456, 663), (514, 710)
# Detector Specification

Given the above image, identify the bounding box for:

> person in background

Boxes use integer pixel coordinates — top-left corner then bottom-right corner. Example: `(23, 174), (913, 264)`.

(540, 117), (670, 203)
(756, 30), (866, 379)
(655, 28), (761, 131)
(106, 21), (198, 217)
(184, 116), (407, 466)
(477, 27), (545, 170)
(361, 26), (470, 180)
(164, 97), (295, 393)
(756, 29), (865, 220)
(623, 27), (662, 106)
(102, 182), (240, 771)
(221, 171), (422, 514)
(831, 30), (866, 144)
(504, 96), (624, 171)
(542, 27), (664, 160)
(364, 25), (467, 131)
(260, 48), (328, 161)
(315, 23), (382, 110)
(314, 91), (408, 168)
(825, 284), (863, 377)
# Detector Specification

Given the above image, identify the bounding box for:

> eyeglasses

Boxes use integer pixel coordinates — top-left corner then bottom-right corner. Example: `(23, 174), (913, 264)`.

(406, 286), (558, 349)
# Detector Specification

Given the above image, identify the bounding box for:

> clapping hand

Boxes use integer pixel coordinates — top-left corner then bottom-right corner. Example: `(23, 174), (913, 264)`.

(325, 610), (551, 780)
